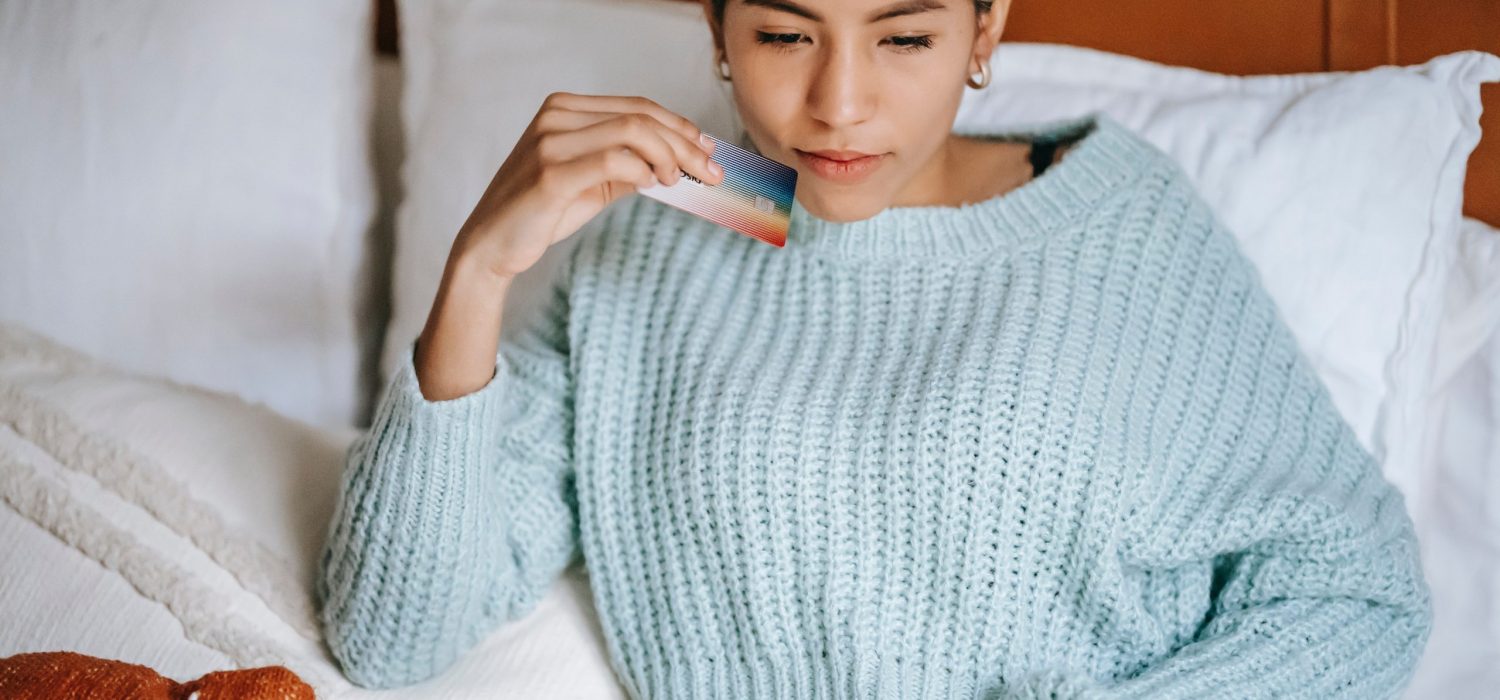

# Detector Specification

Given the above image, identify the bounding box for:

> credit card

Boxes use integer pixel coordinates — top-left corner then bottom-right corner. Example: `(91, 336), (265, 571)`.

(637, 133), (798, 248)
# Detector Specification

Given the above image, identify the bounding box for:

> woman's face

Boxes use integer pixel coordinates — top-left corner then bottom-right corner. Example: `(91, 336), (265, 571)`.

(711, 0), (1008, 222)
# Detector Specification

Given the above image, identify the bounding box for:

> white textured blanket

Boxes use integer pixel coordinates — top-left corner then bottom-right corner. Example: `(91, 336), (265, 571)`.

(0, 322), (625, 698)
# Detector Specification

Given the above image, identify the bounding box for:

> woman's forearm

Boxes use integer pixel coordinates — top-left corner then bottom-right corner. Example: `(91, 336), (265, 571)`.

(414, 250), (515, 401)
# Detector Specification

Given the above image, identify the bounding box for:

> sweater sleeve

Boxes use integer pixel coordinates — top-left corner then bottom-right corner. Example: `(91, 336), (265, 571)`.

(314, 260), (580, 690)
(1015, 199), (1433, 699)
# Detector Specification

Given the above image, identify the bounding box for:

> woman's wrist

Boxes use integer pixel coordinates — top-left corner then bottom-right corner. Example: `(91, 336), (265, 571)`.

(414, 251), (515, 401)
(446, 244), (518, 299)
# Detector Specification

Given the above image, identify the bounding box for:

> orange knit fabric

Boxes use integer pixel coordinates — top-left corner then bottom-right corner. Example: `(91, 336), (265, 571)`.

(0, 651), (313, 699)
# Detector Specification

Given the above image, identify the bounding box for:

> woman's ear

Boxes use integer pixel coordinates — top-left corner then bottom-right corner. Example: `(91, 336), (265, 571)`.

(972, 0), (1012, 67)
(701, 0), (726, 56)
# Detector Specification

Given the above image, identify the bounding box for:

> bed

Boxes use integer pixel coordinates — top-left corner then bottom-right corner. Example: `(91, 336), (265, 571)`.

(1, 0), (1496, 698)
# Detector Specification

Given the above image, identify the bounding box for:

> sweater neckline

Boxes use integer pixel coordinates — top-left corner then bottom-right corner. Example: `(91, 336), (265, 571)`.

(785, 111), (1160, 263)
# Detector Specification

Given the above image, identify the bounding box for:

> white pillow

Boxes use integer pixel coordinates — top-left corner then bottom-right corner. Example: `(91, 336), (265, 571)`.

(0, 1), (379, 430)
(1403, 216), (1500, 698)
(0, 321), (351, 691)
(0, 321), (628, 698)
(961, 44), (1500, 529)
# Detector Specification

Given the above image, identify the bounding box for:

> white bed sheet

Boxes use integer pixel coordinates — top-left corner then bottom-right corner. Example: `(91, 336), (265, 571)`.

(0, 319), (626, 698)
(0, 488), (623, 699)
(0, 496), (234, 680)
(3, 204), (1498, 697)
(1401, 216), (1500, 698)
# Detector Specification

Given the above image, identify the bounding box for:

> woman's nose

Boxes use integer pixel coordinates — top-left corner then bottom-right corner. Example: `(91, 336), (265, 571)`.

(803, 49), (876, 130)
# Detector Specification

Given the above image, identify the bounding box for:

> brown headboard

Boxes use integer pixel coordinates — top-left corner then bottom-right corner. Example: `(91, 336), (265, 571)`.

(373, 0), (1499, 226)
(1001, 0), (1499, 227)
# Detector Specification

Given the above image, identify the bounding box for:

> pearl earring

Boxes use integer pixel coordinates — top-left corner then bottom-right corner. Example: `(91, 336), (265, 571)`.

(966, 59), (991, 89)
(714, 50), (731, 81)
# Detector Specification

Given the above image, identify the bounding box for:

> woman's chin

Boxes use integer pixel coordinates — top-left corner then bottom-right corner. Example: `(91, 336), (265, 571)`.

(795, 191), (887, 223)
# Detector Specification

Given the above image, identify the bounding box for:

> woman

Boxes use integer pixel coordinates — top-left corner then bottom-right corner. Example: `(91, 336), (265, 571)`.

(316, 0), (1433, 697)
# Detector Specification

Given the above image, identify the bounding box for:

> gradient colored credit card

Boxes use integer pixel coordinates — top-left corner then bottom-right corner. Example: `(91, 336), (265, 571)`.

(637, 133), (798, 247)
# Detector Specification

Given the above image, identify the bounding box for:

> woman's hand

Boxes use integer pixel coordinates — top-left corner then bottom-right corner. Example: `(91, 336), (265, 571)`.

(414, 92), (725, 401)
(451, 91), (726, 281)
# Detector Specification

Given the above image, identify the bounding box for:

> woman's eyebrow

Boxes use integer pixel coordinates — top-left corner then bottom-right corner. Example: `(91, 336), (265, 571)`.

(739, 0), (950, 24)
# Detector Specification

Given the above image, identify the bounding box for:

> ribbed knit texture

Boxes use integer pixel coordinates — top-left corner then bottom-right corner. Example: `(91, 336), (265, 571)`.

(316, 112), (1433, 698)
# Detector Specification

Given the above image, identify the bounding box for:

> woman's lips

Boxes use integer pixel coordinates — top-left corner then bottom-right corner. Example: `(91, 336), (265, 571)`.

(795, 149), (887, 184)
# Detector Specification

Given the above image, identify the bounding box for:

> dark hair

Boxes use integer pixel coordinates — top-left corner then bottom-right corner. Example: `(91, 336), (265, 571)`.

(709, 0), (995, 26)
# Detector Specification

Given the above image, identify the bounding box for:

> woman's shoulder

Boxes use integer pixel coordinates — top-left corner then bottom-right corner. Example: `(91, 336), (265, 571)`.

(1089, 117), (1237, 251)
(1075, 118), (1276, 314)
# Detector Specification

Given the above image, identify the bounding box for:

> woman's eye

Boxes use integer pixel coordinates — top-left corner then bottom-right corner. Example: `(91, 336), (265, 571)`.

(752, 32), (936, 54)
(884, 35), (935, 53)
(754, 31), (806, 52)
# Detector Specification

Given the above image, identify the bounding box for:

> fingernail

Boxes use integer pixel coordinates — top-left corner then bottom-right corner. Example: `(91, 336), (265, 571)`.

(709, 160), (724, 178)
(699, 133), (716, 152)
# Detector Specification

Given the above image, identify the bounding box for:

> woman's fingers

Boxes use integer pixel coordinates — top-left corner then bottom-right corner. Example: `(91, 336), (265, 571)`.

(538, 111), (724, 187)
(615, 112), (722, 186)
(543, 92), (706, 150)
(652, 120), (724, 185)
(538, 146), (658, 200)
(537, 113), (679, 185)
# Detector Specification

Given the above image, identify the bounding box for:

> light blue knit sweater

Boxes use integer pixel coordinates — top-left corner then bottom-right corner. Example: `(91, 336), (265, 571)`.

(316, 112), (1432, 698)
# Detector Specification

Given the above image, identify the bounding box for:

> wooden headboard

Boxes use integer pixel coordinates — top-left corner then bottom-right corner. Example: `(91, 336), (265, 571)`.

(373, 0), (1498, 226)
(1001, 0), (1499, 226)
